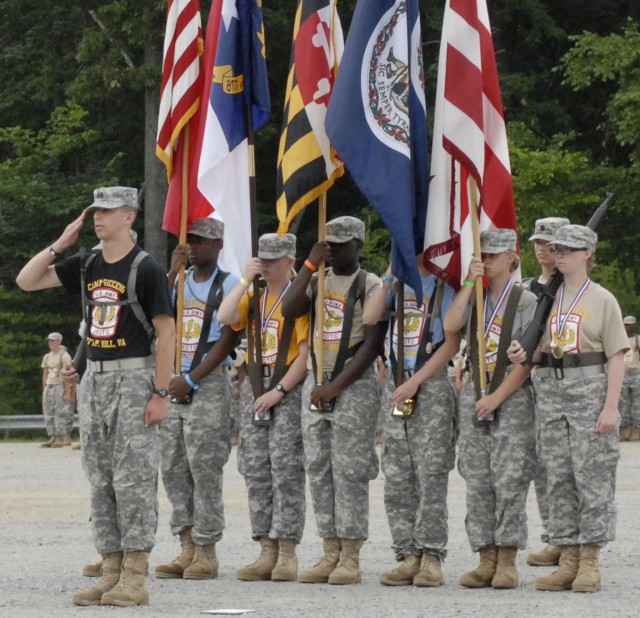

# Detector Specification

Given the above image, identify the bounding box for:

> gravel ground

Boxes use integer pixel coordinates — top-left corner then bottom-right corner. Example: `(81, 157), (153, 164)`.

(1, 441), (639, 618)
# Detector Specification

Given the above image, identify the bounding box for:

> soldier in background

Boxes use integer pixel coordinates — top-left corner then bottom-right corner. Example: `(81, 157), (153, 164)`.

(620, 315), (640, 441)
(282, 216), (387, 585)
(40, 332), (74, 448)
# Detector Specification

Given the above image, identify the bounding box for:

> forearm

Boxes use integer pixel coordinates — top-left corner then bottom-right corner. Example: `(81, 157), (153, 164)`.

(282, 268), (313, 319)
(189, 327), (239, 383)
(16, 248), (61, 291)
(442, 287), (473, 332)
(490, 363), (532, 405)
(217, 283), (247, 325)
(411, 331), (461, 385)
(153, 317), (175, 389)
(278, 341), (309, 391)
(604, 351), (625, 409)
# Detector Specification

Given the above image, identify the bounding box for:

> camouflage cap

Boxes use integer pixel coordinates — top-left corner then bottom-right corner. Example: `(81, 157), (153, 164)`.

(480, 228), (517, 254)
(325, 216), (365, 243)
(258, 233), (296, 259)
(549, 224), (597, 251)
(528, 217), (571, 242)
(86, 186), (138, 212)
(187, 218), (224, 240)
(45, 332), (63, 341)
(623, 316), (637, 325)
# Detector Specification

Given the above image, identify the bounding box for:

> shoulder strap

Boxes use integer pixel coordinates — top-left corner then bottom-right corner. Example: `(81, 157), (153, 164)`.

(126, 251), (154, 340)
(188, 269), (229, 372)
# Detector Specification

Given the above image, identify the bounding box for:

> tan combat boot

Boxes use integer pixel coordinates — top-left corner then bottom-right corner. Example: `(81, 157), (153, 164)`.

(379, 554), (421, 586)
(535, 544), (579, 591)
(40, 436), (55, 448)
(527, 544), (561, 566)
(271, 539), (298, 582)
(492, 546), (519, 589)
(72, 552), (123, 606)
(328, 538), (364, 585)
(50, 435), (64, 449)
(298, 537), (341, 584)
(183, 544), (218, 579)
(82, 559), (103, 577)
(101, 551), (149, 606)
(413, 554), (445, 587)
(155, 528), (196, 579)
(630, 427), (640, 442)
(572, 544), (601, 592)
(236, 537), (279, 581)
(61, 433), (72, 446)
(459, 544), (497, 588)
(619, 426), (631, 441)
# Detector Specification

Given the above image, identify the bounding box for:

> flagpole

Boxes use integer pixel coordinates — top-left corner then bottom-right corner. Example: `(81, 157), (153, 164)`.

(470, 179), (487, 394)
(396, 279), (405, 387)
(316, 193), (327, 385)
(246, 104), (263, 393)
(175, 125), (190, 374)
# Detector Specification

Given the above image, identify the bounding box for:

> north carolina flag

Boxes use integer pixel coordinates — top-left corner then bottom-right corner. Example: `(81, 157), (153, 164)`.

(325, 0), (428, 304)
(276, 0), (344, 235)
(197, 0), (270, 275)
(424, 0), (517, 290)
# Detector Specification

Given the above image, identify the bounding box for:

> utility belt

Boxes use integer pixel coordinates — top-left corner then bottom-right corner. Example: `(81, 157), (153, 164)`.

(536, 352), (607, 380)
(87, 356), (155, 373)
(625, 367), (640, 375)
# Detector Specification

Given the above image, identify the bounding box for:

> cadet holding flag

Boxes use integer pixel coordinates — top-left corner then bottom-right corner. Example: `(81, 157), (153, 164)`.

(443, 229), (537, 590)
(363, 254), (459, 587)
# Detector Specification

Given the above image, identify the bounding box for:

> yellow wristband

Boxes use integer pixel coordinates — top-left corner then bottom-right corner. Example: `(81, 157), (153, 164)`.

(462, 280), (475, 288)
(240, 277), (251, 288)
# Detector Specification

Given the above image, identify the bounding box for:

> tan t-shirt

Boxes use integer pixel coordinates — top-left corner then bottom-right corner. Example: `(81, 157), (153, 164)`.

(541, 282), (628, 359)
(307, 268), (381, 372)
(41, 349), (72, 385)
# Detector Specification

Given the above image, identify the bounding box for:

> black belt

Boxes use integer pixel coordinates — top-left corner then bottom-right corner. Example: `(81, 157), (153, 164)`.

(539, 352), (607, 369)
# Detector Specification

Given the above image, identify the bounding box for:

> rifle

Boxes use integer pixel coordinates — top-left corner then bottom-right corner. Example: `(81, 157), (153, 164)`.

(519, 192), (614, 364)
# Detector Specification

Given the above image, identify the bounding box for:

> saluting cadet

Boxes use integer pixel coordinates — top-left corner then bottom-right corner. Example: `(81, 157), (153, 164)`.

(510, 225), (626, 593)
(218, 233), (309, 582)
(443, 229), (537, 590)
(155, 218), (239, 581)
(282, 216), (387, 585)
(363, 254), (459, 587)
(17, 186), (175, 607)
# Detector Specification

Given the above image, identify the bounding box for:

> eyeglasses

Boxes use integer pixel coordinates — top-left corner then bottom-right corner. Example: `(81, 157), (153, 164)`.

(549, 246), (587, 256)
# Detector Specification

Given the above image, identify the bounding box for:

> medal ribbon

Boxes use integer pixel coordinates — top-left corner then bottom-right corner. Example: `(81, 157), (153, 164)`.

(261, 281), (291, 335)
(555, 278), (591, 343)
(483, 279), (512, 341)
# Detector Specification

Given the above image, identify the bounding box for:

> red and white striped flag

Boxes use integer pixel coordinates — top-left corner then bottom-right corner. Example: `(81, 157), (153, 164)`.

(156, 0), (203, 178)
(424, 0), (516, 290)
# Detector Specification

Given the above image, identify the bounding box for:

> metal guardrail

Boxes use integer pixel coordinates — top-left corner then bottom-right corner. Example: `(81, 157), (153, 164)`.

(0, 414), (79, 431)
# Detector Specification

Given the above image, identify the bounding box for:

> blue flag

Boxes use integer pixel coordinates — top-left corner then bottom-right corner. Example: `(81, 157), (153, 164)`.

(326, 0), (428, 304)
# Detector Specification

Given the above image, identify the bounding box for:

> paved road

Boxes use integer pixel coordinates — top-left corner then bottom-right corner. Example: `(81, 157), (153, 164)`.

(0, 441), (639, 617)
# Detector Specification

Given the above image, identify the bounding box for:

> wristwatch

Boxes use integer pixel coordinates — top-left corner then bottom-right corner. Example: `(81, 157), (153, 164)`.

(153, 387), (169, 398)
(275, 383), (288, 395)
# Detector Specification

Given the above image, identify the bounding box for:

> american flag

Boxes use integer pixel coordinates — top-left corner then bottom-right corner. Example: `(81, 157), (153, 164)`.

(424, 0), (516, 290)
(156, 0), (203, 179)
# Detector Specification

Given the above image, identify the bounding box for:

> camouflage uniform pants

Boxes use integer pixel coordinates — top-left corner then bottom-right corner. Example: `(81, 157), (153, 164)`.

(301, 367), (380, 540)
(237, 376), (306, 542)
(457, 381), (536, 551)
(42, 383), (74, 436)
(531, 373), (551, 543)
(160, 366), (232, 545)
(381, 371), (457, 561)
(536, 374), (619, 547)
(619, 370), (640, 428)
(79, 367), (159, 554)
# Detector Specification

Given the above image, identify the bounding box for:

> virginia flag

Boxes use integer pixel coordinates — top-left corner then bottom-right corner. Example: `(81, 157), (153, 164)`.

(157, 0), (214, 237)
(276, 0), (344, 235)
(197, 0), (270, 275)
(424, 0), (516, 290)
(326, 0), (428, 304)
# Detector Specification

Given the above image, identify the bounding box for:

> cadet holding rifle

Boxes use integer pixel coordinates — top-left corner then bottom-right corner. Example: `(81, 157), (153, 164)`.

(509, 224), (627, 593)
(443, 229), (537, 590)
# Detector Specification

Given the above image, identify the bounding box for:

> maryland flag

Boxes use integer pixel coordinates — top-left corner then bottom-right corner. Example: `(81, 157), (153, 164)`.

(276, 0), (344, 234)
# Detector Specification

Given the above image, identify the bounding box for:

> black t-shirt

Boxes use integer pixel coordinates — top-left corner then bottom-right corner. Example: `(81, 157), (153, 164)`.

(55, 246), (173, 361)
